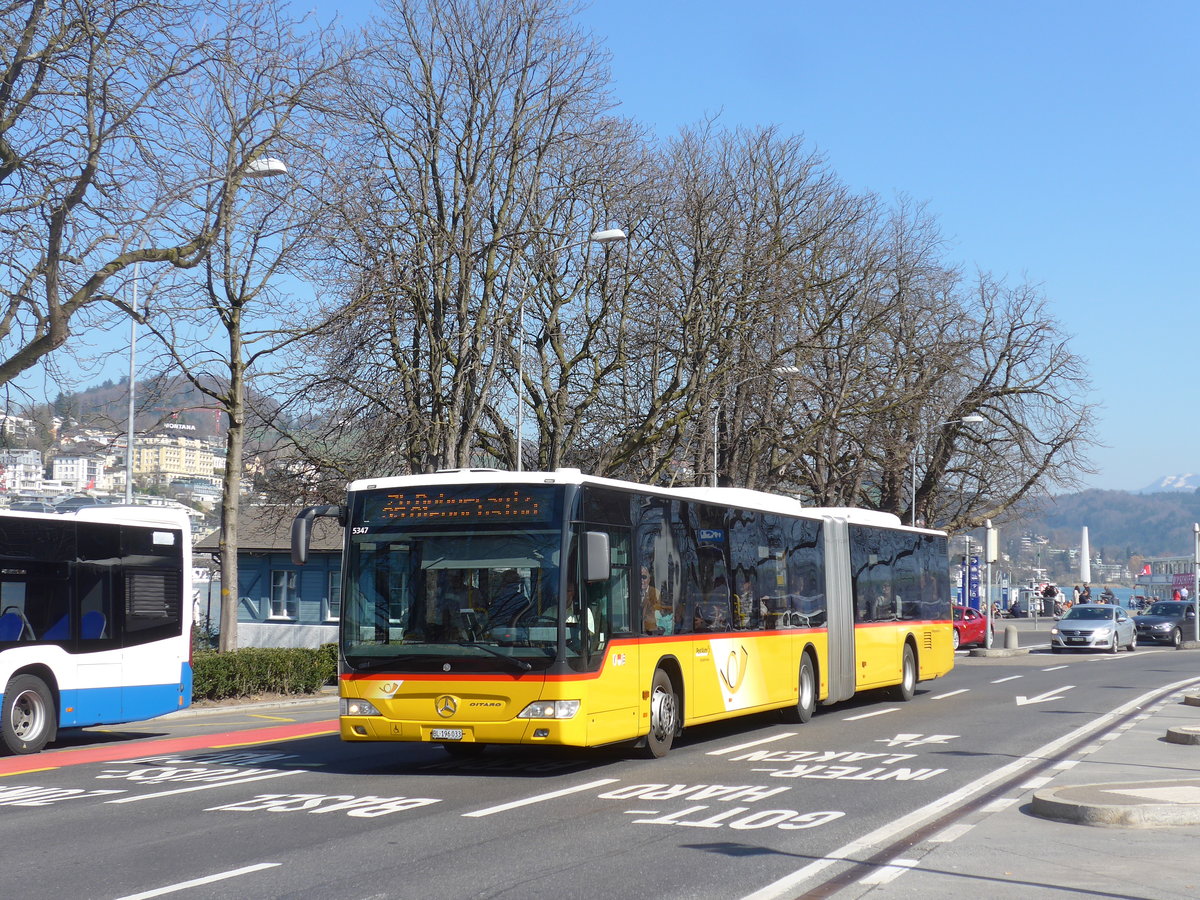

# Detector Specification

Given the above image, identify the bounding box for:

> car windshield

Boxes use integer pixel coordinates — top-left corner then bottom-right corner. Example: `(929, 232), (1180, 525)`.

(1147, 603), (1186, 616)
(1063, 607), (1113, 620)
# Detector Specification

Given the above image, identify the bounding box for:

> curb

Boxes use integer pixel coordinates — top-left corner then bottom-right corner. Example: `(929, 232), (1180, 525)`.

(1031, 778), (1200, 827)
(967, 647), (1032, 658)
(167, 690), (338, 720)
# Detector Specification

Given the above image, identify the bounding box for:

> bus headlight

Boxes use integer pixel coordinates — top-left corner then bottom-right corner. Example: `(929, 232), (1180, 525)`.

(517, 700), (580, 719)
(342, 698), (382, 717)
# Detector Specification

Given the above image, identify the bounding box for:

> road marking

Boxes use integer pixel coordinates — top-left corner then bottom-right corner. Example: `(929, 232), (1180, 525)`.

(707, 733), (798, 756)
(930, 689), (969, 700)
(113, 863), (280, 899)
(1041, 665), (1069, 671)
(1016, 686), (1075, 706)
(106, 770), (304, 803)
(741, 674), (1200, 900)
(858, 858), (918, 885)
(462, 778), (619, 817)
(928, 822), (973, 842)
(991, 675), (1022, 684)
(842, 708), (898, 721)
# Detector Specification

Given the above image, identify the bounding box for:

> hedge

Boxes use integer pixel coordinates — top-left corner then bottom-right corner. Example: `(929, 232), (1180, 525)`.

(192, 643), (338, 701)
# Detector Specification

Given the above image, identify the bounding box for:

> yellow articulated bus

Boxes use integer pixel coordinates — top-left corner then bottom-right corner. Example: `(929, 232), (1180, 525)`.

(291, 469), (954, 758)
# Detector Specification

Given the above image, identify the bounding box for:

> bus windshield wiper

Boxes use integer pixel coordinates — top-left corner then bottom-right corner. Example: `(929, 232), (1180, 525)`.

(457, 642), (532, 671)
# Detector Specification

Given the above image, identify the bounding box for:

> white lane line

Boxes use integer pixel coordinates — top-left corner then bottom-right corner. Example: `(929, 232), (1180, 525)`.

(843, 708), (898, 721)
(114, 863), (280, 899)
(106, 770), (303, 803)
(928, 822), (973, 843)
(707, 733), (798, 756)
(931, 689), (969, 700)
(741, 674), (1200, 900)
(991, 675), (1022, 684)
(462, 778), (619, 817)
(858, 858), (918, 885)
(1041, 665), (1069, 671)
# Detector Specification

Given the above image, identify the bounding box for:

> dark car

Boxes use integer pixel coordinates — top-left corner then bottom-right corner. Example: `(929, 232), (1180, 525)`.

(1133, 601), (1197, 648)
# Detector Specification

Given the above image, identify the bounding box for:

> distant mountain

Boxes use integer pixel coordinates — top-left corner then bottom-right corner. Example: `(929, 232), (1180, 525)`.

(1137, 474), (1200, 494)
(1008, 488), (1200, 559)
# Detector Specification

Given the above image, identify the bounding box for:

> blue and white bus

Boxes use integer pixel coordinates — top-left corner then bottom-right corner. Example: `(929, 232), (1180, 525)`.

(0, 505), (193, 754)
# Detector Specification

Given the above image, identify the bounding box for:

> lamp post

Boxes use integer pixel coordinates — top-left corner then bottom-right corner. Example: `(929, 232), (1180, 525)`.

(124, 261), (140, 504)
(513, 227), (626, 472)
(910, 414), (984, 526)
(711, 365), (801, 488)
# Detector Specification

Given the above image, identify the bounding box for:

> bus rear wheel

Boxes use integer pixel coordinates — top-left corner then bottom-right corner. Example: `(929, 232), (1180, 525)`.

(639, 668), (679, 758)
(891, 645), (917, 702)
(781, 653), (817, 724)
(2, 674), (56, 755)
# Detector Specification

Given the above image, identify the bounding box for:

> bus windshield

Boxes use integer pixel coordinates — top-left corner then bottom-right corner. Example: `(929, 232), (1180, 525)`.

(342, 484), (567, 673)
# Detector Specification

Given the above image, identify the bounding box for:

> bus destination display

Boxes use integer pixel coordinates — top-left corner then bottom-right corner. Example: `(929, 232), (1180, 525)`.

(363, 485), (558, 525)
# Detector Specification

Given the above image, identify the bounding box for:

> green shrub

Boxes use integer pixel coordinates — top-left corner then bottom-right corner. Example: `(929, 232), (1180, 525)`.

(192, 645), (338, 701)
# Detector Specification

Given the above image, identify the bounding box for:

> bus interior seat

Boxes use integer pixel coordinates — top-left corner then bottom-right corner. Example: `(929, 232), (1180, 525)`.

(43, 616), (70, 640)
(0, 611), (26, 641)
(82, 610), (107, 639)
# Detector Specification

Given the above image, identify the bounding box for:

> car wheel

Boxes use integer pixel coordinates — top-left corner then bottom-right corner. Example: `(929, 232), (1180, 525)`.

(1127, 632), (1136, 652)
(952, 629), (961, 651)
(1108, 634), (1119, 654)
(1172, 628), (1183, 649)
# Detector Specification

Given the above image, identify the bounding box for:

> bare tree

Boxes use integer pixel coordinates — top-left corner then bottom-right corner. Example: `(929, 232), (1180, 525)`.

(118, 1), (347, 652)
(0, 0), (293, 391)
(285, 0), (620, 478)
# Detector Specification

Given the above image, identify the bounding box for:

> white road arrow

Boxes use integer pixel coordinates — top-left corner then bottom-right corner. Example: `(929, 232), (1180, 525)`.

(1016, 685), (1076, 706)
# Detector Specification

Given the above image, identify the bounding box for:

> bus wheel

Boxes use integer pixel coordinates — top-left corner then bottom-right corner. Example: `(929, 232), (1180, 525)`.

(781, 654), (817, 724)
(640, 669), (679, 758)
(441, 741), (487, 759)
(2, 674), (56, 755)
(891, 645), (917, 702)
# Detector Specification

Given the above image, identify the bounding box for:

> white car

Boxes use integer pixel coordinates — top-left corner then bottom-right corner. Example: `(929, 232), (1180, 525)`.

(1050, 604), (1136, 653)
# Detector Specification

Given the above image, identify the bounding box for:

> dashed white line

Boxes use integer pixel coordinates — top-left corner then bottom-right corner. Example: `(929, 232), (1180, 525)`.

(842, 708), (899, 721)
(931, 689), (969, 700)
(463, 778), (619, 817)
(991, 675), (1022, 684)
(114, 863), (280, 899)
(707, 733), (798, 756)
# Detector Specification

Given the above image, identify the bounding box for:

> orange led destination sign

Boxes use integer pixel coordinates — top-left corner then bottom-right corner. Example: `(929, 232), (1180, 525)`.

(364, 486), (557, 525)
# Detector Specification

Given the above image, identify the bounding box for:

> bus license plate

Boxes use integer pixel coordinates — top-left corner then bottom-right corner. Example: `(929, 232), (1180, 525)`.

(431, 728), (464, 741)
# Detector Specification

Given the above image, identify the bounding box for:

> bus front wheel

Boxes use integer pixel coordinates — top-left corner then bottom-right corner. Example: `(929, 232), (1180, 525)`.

(2, 674), (56, 755)
(891, 645), (917, 702)
(781, 653), (817, 724)
(639, 669), (679, 758)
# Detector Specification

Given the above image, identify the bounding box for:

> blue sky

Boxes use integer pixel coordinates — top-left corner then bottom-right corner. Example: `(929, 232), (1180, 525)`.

(568, 1), (1198, 492)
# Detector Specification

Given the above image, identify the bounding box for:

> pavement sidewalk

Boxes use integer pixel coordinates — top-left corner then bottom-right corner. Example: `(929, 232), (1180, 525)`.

(839, 683), (1200, 898)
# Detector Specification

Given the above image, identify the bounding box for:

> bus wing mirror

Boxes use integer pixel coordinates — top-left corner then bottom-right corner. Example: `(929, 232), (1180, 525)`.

(584, 531), (610, 583)
(291, 505), (345, 565)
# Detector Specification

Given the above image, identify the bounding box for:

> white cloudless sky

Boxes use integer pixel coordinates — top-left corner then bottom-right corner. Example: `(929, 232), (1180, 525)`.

(34, 1), (1194, 493)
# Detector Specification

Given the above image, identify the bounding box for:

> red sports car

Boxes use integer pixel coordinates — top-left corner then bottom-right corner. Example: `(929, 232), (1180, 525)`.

(952, 604), (992, 650)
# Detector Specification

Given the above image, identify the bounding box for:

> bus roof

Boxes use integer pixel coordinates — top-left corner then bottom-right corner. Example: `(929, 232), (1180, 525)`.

(1, 505), (190, 531)
(346, 468), (926, 532)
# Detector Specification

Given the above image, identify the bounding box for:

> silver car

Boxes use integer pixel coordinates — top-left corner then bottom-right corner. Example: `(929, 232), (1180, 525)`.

(1050, 604), (1136, 653)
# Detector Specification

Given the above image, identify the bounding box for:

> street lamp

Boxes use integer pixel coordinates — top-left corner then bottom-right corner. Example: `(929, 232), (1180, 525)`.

(513, 227), (627, 471)
(910, 414), (984, 526)
(711, 365), (801, 488)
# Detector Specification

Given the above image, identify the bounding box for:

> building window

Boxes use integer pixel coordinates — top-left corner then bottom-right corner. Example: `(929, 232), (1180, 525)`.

(324, 570), (341, 622)
(270, 570), (298, 619)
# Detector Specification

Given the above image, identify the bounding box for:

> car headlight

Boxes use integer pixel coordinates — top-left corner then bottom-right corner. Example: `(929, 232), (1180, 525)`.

(1093, 627), (1112, 638)
(341, 698), (382, 717)
(517, 700), (580, 719)
(1154, 623), (1171, 631)
(1050, 627), (1059, 635)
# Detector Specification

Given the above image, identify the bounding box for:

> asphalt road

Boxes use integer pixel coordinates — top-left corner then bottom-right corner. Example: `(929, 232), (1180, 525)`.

(4, 638), (1197, 900)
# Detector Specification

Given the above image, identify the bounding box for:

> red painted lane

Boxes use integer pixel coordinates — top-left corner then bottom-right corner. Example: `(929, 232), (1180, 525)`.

(0, 719), (339, 776)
